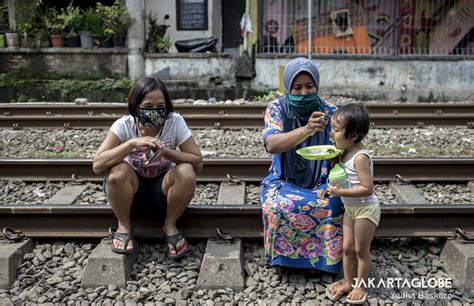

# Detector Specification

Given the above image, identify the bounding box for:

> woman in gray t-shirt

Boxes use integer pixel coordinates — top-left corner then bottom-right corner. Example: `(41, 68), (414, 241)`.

(93, 76), (202, 258)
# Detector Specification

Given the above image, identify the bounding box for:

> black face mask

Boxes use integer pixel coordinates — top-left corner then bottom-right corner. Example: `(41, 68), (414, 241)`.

(137, 106), (169, 128)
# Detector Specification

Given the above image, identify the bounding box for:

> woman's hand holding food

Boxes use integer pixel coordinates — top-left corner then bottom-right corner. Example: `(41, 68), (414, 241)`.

(305, 111), (327, 135)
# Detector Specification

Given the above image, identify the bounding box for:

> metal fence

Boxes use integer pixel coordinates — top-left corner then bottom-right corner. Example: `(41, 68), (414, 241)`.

(259, 0), (474, 55)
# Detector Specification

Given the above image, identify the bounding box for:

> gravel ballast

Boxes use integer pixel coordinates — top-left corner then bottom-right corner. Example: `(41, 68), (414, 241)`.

(0, 180), (471, 206)
(0, 238), (472, 304)
(1, 126), (472, 159)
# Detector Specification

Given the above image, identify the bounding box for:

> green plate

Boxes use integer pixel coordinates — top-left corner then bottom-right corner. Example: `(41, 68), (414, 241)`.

(296, 145), (343, 160)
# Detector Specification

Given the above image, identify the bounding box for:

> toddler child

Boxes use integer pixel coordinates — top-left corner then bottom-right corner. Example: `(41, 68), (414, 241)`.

(325, 103), (380, 304)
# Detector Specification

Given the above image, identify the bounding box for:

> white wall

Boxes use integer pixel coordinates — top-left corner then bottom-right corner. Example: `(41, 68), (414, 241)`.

(145, 0), (222, 53)
(144, 54), (474, 101)
(252, 57), (474, 101)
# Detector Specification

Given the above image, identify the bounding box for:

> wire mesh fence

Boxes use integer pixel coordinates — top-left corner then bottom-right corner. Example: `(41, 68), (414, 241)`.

(259, 0), (474, 56)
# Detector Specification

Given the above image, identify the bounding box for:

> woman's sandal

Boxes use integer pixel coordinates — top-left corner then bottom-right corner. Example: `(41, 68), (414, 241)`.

(325, 279), (350, 301)
(108, 227), (135, 254)
(165, 230), (188, 259)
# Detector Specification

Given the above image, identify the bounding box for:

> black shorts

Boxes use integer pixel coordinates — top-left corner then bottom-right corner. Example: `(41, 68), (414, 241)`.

(103, 170), (168, 221)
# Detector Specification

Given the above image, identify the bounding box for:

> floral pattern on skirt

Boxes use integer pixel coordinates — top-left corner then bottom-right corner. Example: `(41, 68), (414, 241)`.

(261, 181), (344, 272)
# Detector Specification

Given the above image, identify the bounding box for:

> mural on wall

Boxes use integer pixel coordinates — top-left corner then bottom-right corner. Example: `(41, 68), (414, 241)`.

(259, 0), (473, 55)
(261, 0), (288, 52)
(361, 0), (400, 53)
(397, 0), (450, 54)
(291, 4), (371, 54)
(430, 0), (474, 54)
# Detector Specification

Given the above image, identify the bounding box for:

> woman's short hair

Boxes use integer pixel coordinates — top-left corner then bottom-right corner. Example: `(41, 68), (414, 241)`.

(332, 103), (370, 143)
(127, 76), (174, 117)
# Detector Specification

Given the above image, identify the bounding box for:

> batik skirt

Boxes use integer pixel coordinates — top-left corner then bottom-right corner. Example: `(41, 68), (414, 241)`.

(261, 180), (344, 273)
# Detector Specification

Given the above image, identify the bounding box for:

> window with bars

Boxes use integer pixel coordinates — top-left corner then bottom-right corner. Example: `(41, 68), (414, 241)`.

(176, 0), (208, 31)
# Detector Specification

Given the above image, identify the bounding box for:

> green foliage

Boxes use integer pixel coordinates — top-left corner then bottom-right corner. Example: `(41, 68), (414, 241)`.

(157, 35), (172, 51)
(0, 4), (7, 33)
(31, 7), (49, 46)
(44, 7), (66, 35)
(44, 77), (132, 96)
(42, 3), (81, 36)
(79, 7), (101, 34)
(111, 77), (133, 89)
(17, 19), (34, 36)
(0, 71), (133, 98)
(14, 0), (37, 35)
(16, 94), (37, 102)
(62, 2), (81, 36)
(146, 12), (170, 52)
(95, 0), (132, 37)
(253, 90), (280, 102)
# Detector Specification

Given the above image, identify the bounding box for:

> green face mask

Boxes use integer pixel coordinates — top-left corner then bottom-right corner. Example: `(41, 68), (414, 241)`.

(287, 93), (320, 114)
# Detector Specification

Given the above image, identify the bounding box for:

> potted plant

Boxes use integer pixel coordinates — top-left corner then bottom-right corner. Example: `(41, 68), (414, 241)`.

(111, 0), (132, 47)
(157, 35), (172, 53)
(78, 7), (99, 49)
(5, 24), (19, 48)
(17, 20), (34, 47)
(45, 7), (66, 47)
(94, 0), (133, 48)
(94, 2), (114, 47)
(63, 3), (81, 47)
(0, 4), (8, 48)
(14, 0), (37, 48)
(32, 6), (50, 48)
(146, 12), (169, 53)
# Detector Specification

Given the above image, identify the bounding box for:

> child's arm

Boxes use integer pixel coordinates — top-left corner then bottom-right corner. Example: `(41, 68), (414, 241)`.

(328, 154), (374, 197)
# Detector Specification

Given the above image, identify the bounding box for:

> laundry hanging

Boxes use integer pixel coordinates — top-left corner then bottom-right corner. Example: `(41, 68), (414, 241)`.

(240, 13), (253, 38)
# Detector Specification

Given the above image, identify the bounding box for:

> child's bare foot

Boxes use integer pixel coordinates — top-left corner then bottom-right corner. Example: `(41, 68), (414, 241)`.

(346, 287), (368, 304)
(325, 279), (352, 301)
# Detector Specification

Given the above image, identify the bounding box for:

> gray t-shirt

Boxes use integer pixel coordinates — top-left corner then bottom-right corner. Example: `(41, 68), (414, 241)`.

(110, 113), (192, 178)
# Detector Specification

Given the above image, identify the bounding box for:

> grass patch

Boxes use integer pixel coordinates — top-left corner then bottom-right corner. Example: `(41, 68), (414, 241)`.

(0, 70), (133, 97)
(253, 90), (280, 103)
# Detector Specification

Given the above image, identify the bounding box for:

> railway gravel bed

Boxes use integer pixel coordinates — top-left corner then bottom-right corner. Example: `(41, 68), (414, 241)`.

(1, 126), (472, 159)
(175, 96), (474, 106)
(0, 238), (472, 305)
(0, 180), (470, 206)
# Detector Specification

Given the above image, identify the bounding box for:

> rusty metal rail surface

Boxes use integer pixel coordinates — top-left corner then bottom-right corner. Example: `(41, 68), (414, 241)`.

(0, 158), (472, 182)
(1, 103), (473, 128)
(0, 204), (472, 238)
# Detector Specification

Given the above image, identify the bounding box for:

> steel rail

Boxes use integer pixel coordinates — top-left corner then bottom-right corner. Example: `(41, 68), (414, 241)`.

(0, 158), (472, 182)
(0, 204), (472, 238)
(1, 103), (473, 128)
(1, 103), (473, 116)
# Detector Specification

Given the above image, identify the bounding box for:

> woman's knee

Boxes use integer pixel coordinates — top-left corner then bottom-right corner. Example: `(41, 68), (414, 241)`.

(106, 163), (135, 187)
(174, 163), (196, 185)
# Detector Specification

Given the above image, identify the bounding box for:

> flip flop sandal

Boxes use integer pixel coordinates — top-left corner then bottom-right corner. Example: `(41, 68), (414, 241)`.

(108, 227), (135, 254)
(325, 280), (346, 301)
(346, 291), (368, 304)
(2, 227), (25, 242)
(165, 231), (188, 259)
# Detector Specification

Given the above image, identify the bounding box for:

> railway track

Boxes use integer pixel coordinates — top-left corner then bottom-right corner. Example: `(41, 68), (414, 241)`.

(1, 158), (473, 182)
(0, 204), (472, 238)
(1, 103), (473, 128)
(1, 154), (472, 239)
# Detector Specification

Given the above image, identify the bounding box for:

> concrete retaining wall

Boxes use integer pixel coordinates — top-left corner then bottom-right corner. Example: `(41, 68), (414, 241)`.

(0, 48), (128, 77)
(252, 56), (474, 102)
(144, 53), (234, 81)
(0, 48), (472, 102)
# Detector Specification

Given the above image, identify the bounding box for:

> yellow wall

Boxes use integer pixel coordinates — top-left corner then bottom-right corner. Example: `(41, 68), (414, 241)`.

(250, 0), (259, 45)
